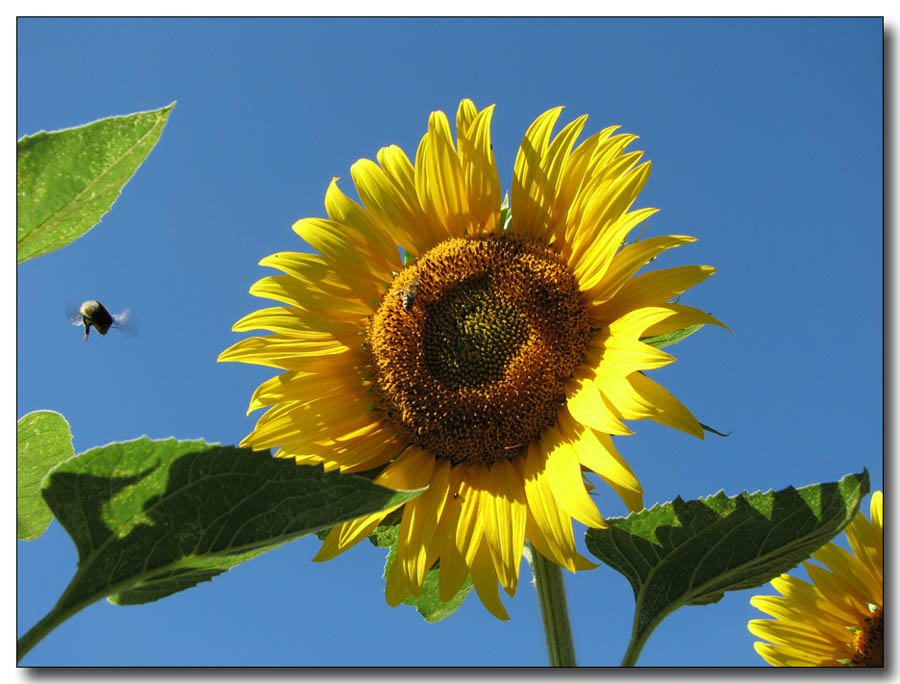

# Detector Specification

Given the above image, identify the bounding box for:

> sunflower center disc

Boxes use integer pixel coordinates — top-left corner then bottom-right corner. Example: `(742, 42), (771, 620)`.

(851, 606), (883, 667)
(367, 234), (591, 466)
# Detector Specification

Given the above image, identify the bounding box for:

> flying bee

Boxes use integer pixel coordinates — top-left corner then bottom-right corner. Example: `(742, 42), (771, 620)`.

(397, 278), (421, 312)
(71, 300), (131, 340)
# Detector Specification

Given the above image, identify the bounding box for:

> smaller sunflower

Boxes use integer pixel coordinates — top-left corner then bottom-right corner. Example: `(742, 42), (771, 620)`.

(748, 490), (883, 667)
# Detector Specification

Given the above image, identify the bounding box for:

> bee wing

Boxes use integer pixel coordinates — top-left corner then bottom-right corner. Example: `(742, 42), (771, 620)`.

(66, 303), (84, 326)
(112, 308), (137, 336)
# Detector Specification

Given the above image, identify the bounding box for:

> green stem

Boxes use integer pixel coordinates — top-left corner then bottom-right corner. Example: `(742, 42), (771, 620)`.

(620, 623), (652, 667)
(527, 541), (576, 667)
(620, 601), (671, 666)
(17, 593), (95, 662)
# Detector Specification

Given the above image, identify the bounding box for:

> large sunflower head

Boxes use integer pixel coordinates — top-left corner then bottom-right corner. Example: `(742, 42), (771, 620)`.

(219, 99), (724, 619)
(748, 491), (883, 667)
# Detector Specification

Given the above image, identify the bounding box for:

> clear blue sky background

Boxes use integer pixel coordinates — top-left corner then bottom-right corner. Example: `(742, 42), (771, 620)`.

(16, 17), (882, 667)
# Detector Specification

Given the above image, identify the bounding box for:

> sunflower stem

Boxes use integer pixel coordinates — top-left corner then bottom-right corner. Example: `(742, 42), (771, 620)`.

(527, 541), (576, 667)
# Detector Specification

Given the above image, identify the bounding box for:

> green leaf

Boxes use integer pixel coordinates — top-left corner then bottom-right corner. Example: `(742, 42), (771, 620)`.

(18, 438), (420, 661)
(370, 519), (474, 623)
(17, 411), (73, 540)
(640, 324), (703, 349)
(17, 103), (175, 263)
(499, 193), (512, 231)
(585, 470), (869, 665)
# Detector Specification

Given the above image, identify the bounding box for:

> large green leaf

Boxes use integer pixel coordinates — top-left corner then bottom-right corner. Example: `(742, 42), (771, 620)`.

(17, 103), (175, 263)
(585, 470), (869, 665)
(18, 438), (420, 661)
(17, 411), (73, 540)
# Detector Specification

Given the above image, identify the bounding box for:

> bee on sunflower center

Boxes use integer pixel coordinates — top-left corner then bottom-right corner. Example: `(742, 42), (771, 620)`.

(397, 279), (421, 312)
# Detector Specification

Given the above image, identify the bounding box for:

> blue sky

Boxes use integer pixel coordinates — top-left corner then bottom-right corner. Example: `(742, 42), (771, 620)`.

(16, 17), (882, 667)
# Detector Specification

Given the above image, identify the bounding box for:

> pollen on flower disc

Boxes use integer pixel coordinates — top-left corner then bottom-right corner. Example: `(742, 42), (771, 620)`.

(367, 234), (591, 466)
(851, 606), (883, 667)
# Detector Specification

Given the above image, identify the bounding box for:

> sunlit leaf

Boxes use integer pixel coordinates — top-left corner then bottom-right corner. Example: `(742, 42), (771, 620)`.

(17, 411), (73, 540)
(17, 103), (175, 263)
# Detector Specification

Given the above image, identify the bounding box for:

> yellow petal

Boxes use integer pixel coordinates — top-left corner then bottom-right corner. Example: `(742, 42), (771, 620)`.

(455, 465), (488, 567)
(593, 265), (717, 324)
(323, 178), (402, 271)
(557, 407), (643, 512)
(325, 426), (406, 471)
(565, 375), (632, 435)
(749, 595), (854, 642)
(385, 550), (411, 606)
(540, 426), (607, 529)
(607, 304), (692, 340)
(292, 217), (394, 285)
(512, 107), (564, 237)
(397, 459), (451, 594)
(812, 541), (881, 607)
(569, 164), (653, 279)
(524, 512), (597, 573)
(581, 235), (696, 301)
(218, 335), (352, 370)
(351, 155), (431, 257)
(373, 446), (435, 491)
(232, 306), (365, 338)
(470, 541), (509, 620)
(563, 134), (640, 246)
(842, 505), (882, 569)
(242, 395), (378, 451)
(313, 505), (401, 562)
(415, 110), (467, 239)
(571, 207), (661, 289)
(246, 364), (364, 413)
(752, 641), (836, 667)
(482, 458), (527, 596)
(747, 618), (845, 652)
(770, 574), (861, 626)
(527, 114), (589, 240)
(544, 126), (620, 246)
(627, 371), (704, 439)
(256, 251), (383, 306)
(437, 465), (469, 601)
(640, 304), (731, 338)
(248, 275), (372, 317)
(870, 491), (882, 532)
(520, 443), (578, 572)
(589, 336), (675, 375)
(455, 98), (478, 145)
(803, 561), (869, 615)
(593, 366), (661, 421)
(457, 104), (501, 235)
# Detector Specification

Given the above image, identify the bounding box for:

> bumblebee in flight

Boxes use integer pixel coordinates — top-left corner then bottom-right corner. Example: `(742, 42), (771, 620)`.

(72, 300), (130, 340)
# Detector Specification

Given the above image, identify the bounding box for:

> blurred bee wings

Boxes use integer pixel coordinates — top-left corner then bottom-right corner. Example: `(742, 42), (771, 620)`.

(112, 308), (137, 336)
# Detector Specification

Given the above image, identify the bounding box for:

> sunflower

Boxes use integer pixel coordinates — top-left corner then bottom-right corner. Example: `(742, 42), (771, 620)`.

(219, 99), (723, 620)
(748, 491), (883, 666)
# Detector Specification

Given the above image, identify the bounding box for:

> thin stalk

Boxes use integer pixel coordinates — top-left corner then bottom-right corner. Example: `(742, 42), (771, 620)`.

(527, 541), (576, 667)
(620, 622), (653, 667)
(17, 592), (96, 662)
